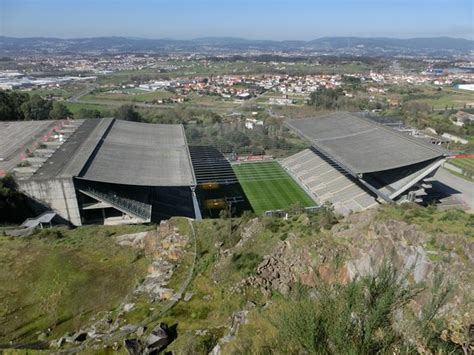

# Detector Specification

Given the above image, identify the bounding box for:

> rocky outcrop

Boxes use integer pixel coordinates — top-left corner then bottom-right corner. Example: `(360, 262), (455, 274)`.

(116, 221), (189, 302)
(237, 211), (473, 314)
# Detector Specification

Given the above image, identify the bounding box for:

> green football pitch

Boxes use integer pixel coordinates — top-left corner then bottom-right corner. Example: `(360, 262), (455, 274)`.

(232, 161), (316, 215)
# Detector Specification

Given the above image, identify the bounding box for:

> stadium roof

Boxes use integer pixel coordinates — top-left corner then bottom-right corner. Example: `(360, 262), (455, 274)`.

(80, 120), (196, 186)
(285, 112), (447, 175)
(32, 118), (196, 187)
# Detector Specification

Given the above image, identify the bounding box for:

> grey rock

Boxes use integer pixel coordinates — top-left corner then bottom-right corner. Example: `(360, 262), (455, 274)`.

(136, 326), (145, 337)
(184, 291), (194, 301)
(120, 324), (138, 333)
(146, 323), (169, 351)
(50, 336), (66, 348)
(123, 303), (135, 312)
(210, 343), (221, 355)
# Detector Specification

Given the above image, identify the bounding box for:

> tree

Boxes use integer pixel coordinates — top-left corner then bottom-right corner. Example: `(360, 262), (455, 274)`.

(0, 91), (29, 121)
(309, 87), (344, 109)
(0, 91), (14, 121)
(49, 101), (72, 120)
(115, 104), (142, 122)
(75, 108), (103, 119)
(20, 95), (52, 120)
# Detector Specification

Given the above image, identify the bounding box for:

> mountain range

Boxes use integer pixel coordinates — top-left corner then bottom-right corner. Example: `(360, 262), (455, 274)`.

(0, 36), (472, 56)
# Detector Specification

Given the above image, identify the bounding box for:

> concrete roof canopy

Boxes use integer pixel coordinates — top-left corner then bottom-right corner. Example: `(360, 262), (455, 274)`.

(80, 120), (196, 186)
(285, 112), (446, 174)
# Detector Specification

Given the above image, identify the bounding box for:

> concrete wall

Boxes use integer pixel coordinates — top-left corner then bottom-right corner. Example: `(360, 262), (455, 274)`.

(19, 178), (82, 226)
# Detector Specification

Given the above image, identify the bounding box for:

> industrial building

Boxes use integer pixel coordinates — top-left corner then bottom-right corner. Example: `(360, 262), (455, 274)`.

(283, 112), (448, 215)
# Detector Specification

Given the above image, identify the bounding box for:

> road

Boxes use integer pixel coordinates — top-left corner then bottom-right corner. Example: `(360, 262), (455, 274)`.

(431, 167), (473, 212)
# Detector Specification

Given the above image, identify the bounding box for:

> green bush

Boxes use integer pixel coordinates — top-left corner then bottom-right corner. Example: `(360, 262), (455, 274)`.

(264, 263), (457, 354)
(232, 252), (262, 275)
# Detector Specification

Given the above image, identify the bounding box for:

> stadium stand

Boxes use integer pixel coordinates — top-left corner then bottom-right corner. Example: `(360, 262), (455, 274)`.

(0, 120), (79, 178)
(15, 118), (199, 226)
(285, 112), (448, 206)
(189, 146), (251, 217)
(281, 148), (378, 215)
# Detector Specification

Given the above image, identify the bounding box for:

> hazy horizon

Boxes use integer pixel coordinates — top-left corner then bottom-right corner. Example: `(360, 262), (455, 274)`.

(1, 34), (473, 41)
(1, 0), (472, 40)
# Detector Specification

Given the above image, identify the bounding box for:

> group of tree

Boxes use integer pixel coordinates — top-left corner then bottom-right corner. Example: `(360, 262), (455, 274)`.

(308, 86), (379, 111)
(308, 87), (345, 109)
(0, 91), (71, 121)
(400, 101), (474, 138)
(115, 104), (143, 122)
(185, 120), (306, 156)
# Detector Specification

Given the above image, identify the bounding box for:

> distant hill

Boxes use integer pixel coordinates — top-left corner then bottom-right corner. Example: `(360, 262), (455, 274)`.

(0, 36), (472, 56)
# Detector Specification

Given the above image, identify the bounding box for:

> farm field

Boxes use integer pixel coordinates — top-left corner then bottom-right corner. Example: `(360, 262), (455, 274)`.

(232, 161), (315, 214)
(403, 85), (474, 109)
(82, 89), (174, 103)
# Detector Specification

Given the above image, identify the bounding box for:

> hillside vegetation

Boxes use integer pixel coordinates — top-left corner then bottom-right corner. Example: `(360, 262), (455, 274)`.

(0, 224), (152, 345)
(0, 204), (472, 353)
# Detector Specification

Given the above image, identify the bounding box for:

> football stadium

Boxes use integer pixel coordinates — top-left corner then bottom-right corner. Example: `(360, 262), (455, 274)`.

(0, 112), (449, 225)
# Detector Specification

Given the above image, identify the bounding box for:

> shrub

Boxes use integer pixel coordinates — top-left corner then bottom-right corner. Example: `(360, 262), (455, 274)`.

(265, 263), (455, 354)
(232, 252), (262, 275)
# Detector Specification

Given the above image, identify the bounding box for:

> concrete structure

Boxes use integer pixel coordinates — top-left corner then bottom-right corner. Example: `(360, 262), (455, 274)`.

(16, 118), (199, 226)
(0, 120), (61, 175)
(281, 149), (378, 215)
(285, 112), (448, 209)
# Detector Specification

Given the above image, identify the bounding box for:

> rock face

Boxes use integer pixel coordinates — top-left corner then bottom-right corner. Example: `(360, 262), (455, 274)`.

(115, 221), (189, 302)
(115, 232), (149, 248)
(124, 338), (143, 355)
(239, 211), (473, 313)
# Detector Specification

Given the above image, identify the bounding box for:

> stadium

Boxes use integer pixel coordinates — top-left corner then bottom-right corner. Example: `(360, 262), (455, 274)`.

(1, 112), (448, 226)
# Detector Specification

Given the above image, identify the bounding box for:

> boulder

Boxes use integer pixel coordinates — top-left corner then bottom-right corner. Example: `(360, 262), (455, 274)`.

(123, 303), (135, 312)
(146, 323), (170, 352)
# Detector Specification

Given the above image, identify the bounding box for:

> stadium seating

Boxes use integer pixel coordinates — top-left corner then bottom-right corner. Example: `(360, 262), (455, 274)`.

(281, 149), (378, 215)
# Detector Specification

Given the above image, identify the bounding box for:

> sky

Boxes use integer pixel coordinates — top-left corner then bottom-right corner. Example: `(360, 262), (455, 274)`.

(0, 0), (473, 40)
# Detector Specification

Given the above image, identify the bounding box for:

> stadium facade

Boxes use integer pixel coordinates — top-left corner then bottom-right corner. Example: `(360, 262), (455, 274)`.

(18, 118), (201, 226)
(283, 112), (448, 215)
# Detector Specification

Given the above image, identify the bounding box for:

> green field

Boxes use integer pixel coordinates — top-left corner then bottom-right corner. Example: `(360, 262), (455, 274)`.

(450, 157), (474, 170)
(83, 89), (174, 103)
(232, 161), (315, 214)
(449, 157), (474, 180)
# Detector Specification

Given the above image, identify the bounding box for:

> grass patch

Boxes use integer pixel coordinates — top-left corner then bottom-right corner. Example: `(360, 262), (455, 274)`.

(64, 101), (112, 115)
(83, 89), (174, 103)
(0, 224), (152, 343)
(233, 161), (315, 214)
